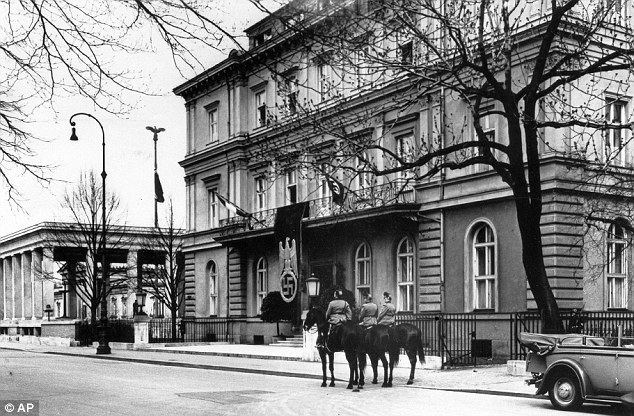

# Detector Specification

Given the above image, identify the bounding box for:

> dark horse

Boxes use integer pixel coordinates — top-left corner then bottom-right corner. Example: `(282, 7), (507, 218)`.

(303, 307), (363, 390)
(363, 323), (426, 386)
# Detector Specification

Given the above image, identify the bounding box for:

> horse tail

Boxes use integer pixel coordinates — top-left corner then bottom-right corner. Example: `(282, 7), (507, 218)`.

(417, 333), (426, 364)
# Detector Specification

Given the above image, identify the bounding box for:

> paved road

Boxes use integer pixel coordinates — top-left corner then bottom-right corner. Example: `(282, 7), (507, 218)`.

(0, 350), (625, 416)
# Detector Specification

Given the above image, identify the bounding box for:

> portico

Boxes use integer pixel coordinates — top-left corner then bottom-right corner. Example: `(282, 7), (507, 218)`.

(0, 222), (168, 335)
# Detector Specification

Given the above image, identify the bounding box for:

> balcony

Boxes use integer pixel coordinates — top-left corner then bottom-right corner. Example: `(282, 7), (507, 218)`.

(216, 181), (417, 239)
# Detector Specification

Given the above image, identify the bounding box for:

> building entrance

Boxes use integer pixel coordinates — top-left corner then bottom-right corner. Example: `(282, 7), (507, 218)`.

(310, 262), (335, 294)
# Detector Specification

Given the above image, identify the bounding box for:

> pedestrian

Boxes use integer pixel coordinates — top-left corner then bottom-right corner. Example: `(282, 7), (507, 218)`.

(377, 292), (396, 326)
(358, 294), (378, 327)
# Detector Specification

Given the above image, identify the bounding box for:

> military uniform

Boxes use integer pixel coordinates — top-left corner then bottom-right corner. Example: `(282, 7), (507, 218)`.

(377, 302), (396, 326)
(359, 301), (378, 327)
(326, 299), (352, 325)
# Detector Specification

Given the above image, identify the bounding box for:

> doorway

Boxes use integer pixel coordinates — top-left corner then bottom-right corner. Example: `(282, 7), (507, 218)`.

(310, 262), (335, 294)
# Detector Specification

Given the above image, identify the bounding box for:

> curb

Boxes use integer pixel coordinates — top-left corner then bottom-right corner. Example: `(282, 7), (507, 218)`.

(1, 346), (541, 399)
(137, 347), (302, 361)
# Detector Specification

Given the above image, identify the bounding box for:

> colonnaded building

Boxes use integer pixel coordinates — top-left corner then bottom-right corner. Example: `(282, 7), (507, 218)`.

(0, 223), (173, 336)
(173, 0), (634, 354)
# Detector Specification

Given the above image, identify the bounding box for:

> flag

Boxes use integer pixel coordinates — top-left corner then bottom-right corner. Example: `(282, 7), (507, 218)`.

(154, 172), (165, 203)
(214, 191), (251, 217)
(274, 202), (309, 243)
(326, 175), (346, 206)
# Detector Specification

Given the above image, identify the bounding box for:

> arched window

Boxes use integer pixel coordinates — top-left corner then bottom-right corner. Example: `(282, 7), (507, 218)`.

(397, 237), (415, 311)
(472, 222), (497, 310)
(355, 243), (371, 302)
(207, 261), (218, 316)
(607, 224), (628, 309)
(256, 257), (268, 313)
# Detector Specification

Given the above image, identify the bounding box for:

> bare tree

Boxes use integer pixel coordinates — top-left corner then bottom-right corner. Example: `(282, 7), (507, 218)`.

(1, 1), (242, 201)
(45, 171), (131, 324)
(139, 202), (185, 341)
(240, 0), (634, 332)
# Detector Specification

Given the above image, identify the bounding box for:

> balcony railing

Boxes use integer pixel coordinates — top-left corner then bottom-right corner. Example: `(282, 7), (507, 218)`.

(217, 181), (415, 236)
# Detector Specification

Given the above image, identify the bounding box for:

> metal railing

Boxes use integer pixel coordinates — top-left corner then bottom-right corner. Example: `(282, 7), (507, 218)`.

(149, 317), (233, 343)
(75, 318), (135, 346)
(396, 312), (477, 368)
(218, 181), (415, 234)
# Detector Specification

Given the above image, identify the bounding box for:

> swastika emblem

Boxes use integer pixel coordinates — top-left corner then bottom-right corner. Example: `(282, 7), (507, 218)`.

(280, 271), (297, 302)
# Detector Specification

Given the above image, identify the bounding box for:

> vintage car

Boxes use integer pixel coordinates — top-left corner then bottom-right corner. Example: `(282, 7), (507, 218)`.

(519, 332), (634, 411)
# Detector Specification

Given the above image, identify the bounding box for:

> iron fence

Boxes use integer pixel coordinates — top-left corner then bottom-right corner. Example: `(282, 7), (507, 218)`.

(148, 317), (233, 343)
(510, 310), (634, 359)
(396, 312), (477, 368)
(75, 318), (135, 346)
(148, 318), (182, 343)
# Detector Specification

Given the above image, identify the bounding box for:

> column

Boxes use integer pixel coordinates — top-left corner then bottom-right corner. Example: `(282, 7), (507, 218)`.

(0, 257), (4, 320)
(67, 260), (78, 319)
(41, 248), (55, 317)
(13, 255), (22, 319)
(32, 249), (43, 319)
(23, 252), (33, 319)
(5, 257), (13, 320)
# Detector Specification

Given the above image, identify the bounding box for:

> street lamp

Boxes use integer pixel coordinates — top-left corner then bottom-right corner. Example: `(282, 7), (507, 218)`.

(146, 126), (165, 228)
(305, 273), (321, 306)
(69, 112), (111, 355)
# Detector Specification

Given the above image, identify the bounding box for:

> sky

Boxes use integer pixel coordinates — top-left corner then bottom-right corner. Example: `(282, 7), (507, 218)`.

(0, 2), (273, 237)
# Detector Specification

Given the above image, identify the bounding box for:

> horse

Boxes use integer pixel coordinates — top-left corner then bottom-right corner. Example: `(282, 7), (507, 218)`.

(360, 324), (391, 387)
(387, 323), (426, 385)
(303, 307), (364, 390)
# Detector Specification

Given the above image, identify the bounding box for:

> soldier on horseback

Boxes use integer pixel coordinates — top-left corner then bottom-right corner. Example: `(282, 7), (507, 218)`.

(377, 292), (396, 327)
(358, 294), (378, 327)
(316, 290), (352, 348)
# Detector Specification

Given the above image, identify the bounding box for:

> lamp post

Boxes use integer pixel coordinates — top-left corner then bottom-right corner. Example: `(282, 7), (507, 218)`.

(145, 126), (165, 228)
(69, 112), (111, 355)
(305, 273), (321, 308)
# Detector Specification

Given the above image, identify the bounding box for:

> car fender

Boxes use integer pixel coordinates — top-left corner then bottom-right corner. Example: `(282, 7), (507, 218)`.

(536, 358), (592, 397)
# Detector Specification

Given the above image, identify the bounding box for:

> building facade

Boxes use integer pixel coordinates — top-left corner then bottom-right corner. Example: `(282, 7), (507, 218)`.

(0, 222), (177, 335)
(174, 0), (634, 343)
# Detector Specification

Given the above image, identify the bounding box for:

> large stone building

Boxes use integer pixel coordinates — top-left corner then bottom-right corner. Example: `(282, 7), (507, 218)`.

(0, 222), (175, 336)
(173, 0), (634, 344)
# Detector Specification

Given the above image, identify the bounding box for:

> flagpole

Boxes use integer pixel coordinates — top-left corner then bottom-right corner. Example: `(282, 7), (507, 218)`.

(146, 126), (165, 228)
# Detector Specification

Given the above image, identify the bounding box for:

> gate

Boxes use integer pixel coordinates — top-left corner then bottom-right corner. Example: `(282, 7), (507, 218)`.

(396, 313), (477, 368)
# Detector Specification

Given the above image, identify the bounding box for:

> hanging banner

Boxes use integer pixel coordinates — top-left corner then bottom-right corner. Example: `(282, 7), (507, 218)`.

(274, 202), (309, 303)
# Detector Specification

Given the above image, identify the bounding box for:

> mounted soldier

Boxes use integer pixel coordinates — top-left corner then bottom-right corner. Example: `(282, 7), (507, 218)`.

(358, 294), (378, 328)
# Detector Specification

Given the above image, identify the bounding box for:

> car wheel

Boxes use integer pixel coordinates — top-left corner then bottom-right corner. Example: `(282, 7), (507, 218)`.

(549, 373), (583, 411)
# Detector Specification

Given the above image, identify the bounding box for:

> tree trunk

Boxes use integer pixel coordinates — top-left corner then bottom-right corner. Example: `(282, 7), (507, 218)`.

(514, 195), (564, 333)
(171, 302), (178, 342)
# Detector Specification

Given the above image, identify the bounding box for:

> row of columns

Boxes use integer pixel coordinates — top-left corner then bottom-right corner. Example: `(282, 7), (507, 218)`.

(1, 248), (53, 321)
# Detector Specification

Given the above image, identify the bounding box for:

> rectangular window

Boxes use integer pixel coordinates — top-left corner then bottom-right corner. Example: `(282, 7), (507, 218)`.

(318, 63), (331, 102)
(281, 74), (299, 116)
(285, 170), (297, 204)
(208, 109), (218, 142)
(606, 99), (627, 165)
(397, 251), (414, 311)
(396, 133), (415, 181)
(255, 177), (267, 211)
(208, 189), (219, 228)
(255, 90), (267, 128)
(399, 41), (413, 65)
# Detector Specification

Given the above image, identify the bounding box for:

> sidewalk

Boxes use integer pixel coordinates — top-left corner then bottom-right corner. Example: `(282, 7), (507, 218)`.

(0, 340), (537, 397)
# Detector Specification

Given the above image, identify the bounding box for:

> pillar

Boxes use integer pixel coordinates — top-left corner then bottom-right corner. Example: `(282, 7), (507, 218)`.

(5, 257), (13, 320)
(41, 248), (55, 316)
(32, 249), (43, 319)
(67, 260), (78, 319)
(13, 255), (22, 319)
(23, 252), (33, 319)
